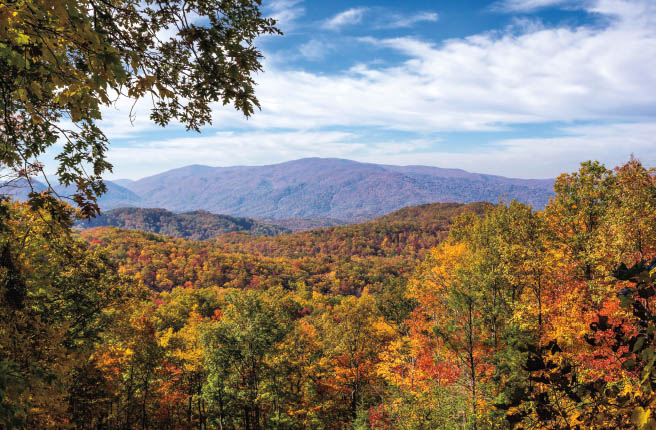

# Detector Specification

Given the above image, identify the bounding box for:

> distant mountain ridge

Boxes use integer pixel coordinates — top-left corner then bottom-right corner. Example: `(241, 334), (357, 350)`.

(123, 158), (554, 218)
(5, 158), (555, 218)
(76, 207), (290, 240)
(2, 178), (142, 209)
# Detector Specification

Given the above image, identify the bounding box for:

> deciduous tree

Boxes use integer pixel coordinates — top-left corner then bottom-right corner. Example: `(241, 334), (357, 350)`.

(0, 0), (279, 214)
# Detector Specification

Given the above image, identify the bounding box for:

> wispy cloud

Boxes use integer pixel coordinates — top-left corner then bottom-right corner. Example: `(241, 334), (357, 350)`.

(298, 39), (334, 60)
(102, 120), (656, 180)
(376, 11), (439, 29)
(90, 0), (656, 178)
(210, 0), (656, 133)
(491, 0), (580, 13)
(356, 122), (656, 178)
(322, 7), (367, 30)
(105, 131), (363, 178)
(266, 0), (305, 32)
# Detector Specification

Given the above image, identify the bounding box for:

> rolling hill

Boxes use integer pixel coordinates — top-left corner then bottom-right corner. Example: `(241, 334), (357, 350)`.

(76, 207), (290, 240)
(80, 201), (491, 294)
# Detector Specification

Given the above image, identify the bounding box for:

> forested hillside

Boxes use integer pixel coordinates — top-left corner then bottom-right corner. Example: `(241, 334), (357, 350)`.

(209, 202), (492, 258)
(81, 202), (489, 294)
(2, 158), (656, 430)
(261, 217), (353, 233)
(77, 207), (290, 240)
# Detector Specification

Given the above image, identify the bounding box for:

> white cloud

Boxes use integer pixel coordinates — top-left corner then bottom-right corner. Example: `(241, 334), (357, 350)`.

(355, 122), (656, 178)
(589, 0), (656, 22)
(492, 0), (581, 13)
(202, 0), (656, 134)
(322, 7), (367, 30)
(103, 120), (655, 180)
(89, 0), (656, 178)
(377, 11), (439, 29)
(103, 0), (656, 136)
(100, 96), (168, 139)
(299, 39), (333, 60)
(105, 131), (364, 179)
(266, 0), (305, 32)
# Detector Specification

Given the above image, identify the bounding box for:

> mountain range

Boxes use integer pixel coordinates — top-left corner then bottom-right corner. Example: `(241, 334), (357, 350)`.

(7, 158), (555, 219)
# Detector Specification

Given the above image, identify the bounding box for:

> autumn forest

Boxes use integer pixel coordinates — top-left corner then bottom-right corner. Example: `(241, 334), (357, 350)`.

(2, 0), (656, 428)
(0, 158), (654, 429)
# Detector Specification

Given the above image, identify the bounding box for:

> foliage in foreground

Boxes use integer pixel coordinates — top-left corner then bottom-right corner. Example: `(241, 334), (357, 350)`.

(0, 0), (278, 215)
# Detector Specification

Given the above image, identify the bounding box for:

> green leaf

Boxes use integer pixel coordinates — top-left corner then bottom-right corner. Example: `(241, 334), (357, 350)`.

(623, 359), (636, 371)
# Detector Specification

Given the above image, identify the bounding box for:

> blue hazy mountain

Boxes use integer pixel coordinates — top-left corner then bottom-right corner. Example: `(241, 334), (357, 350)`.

(4, 159), (554, 218)
(3, 178), (141, 210)
(119, 158), (554, 219)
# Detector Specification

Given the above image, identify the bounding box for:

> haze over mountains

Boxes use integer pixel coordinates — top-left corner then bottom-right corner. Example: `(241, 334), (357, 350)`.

(13, 158), (555, 219)
(4, 177), (142, 209)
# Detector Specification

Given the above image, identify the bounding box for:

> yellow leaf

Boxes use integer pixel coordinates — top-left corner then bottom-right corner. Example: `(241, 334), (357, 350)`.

(633, 407), (650, 428)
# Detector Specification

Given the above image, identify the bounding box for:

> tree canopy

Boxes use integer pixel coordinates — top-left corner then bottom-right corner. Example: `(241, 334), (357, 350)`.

(0, 0), (279, 215)
(1, 158), (656, 428)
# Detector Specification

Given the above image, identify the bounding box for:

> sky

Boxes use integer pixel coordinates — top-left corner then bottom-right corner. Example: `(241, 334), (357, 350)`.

(69, 0), (656, 179)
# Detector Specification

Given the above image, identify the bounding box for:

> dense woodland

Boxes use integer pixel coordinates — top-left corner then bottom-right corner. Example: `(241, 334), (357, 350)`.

(77, 208), (291, 241)
(80, 202), (489, 295)
(1, 158), (656, 429)
(2, 0), (654, 428)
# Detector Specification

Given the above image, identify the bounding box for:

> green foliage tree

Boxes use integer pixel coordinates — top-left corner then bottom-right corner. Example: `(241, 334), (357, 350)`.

(546, 161), (617, 280)
(202, 288), (299, 430)
(0, 199), (140, 428)
(0, 0), (279, 215)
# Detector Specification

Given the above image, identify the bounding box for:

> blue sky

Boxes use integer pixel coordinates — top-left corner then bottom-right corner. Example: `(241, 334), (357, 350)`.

(80, 0), (656, 179)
